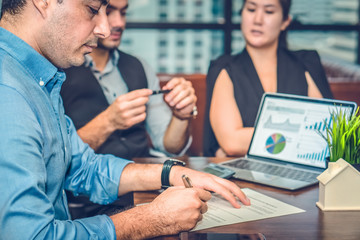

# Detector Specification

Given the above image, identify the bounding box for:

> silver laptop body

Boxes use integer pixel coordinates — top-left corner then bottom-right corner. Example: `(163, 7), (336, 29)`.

(220, 93), (357, 190)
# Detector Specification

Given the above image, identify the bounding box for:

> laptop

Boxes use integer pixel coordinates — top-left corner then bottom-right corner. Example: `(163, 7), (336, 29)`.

(220, 93), (357, 190)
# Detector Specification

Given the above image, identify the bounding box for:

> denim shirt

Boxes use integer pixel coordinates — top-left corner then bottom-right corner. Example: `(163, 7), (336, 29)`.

(0, 27), (132, 239)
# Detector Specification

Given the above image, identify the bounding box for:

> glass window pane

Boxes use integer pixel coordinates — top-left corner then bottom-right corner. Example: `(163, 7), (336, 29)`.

(231, 30), (245, 54)
(232, 0), (359, 25)
(127, 0), (225, 23)
(120, 29), (224, 74)
(292, 0), (359, 25)
(288, 31), (358, 63)
(232, 30), (358, 64)
(232, 0), (243, 23)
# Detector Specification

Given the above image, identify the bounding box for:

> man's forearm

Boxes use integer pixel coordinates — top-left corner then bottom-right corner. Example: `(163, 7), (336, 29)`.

(110, 204), (165, 240)
(77, 110), (116, 150)
(117, 163), (163, 195)
(163, 116), (190, 154)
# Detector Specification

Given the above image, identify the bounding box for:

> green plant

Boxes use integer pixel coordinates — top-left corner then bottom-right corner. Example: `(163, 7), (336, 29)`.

(320, 107), (360, 164)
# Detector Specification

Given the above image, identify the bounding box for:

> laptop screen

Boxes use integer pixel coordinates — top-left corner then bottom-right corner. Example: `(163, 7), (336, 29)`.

(248, 93), (357, 169)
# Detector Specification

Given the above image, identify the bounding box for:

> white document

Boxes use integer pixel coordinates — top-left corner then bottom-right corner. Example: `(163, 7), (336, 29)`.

(192, 188), (305, 231)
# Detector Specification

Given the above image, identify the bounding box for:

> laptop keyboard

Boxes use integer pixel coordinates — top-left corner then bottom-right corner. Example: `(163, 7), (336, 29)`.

(223, 159), (319, 183)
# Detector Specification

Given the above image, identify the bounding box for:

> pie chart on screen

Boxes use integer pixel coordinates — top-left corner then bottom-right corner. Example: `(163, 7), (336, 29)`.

(266, 133), (286, 154)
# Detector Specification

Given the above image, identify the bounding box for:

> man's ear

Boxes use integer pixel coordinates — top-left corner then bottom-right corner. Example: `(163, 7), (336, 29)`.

(281, 15), (292, 31)
(32, 0), (49, 18)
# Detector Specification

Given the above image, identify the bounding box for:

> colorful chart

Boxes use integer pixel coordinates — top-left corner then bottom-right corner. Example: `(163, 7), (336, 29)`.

(266, 133), (286, 154)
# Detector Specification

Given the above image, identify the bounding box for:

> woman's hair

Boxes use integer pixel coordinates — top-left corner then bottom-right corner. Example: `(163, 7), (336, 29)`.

(277, 0), (291, 21)
(241, 0), (292, 48)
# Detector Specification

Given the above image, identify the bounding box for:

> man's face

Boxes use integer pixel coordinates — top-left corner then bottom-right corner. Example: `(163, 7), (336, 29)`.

(98, 0), (128, 50)
(38, 0), (111, 68)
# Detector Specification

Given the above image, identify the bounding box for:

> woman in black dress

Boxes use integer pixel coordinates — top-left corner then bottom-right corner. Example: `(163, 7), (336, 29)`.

(203, 0), (333, 157)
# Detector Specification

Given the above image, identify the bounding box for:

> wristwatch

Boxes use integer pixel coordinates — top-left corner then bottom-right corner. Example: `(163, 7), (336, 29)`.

(161, 159), (186, 189)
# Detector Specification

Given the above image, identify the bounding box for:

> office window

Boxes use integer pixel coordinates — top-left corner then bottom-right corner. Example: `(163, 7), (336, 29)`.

(194, 40), (202, 47)
(194, 53), (202, 59)
(176, 66), (185, 73)
(232, 0), (360, 64)
(195, 13), (203, 22)
(232, 0), (359, 24)
(121, 29), (223, 74)
(177, 12), (185, 20)
(177, 0), (185, 6)
(158, 40), (167, 47)
(122, 0), (360, 74)
(176, 53), (185, 59)
(288, 31), (358, 63)
(231, 31), (245, 54)
(159, 13), (167, 21)
(159, 66), (167, 72)
(126, 0), (224, 23)
(291, 0), (359, 24)
(121, 38), (132, 47)
(193, 66), (202, 73)
(176, 40), (185, 47)
(159, 0), (167, 6)
(195, 0), (203, 7)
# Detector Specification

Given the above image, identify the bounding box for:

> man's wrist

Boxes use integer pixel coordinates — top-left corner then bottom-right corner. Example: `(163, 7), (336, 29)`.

(102, 108), (117, 132)
(173, 105), (198, 120)
(161, 159), (186, 189)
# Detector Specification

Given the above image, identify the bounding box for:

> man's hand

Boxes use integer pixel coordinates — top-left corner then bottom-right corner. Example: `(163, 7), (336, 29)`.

(149, 187), (211, 233)
(162, 77), (197, 120)
(169, 167), (251, 208)
(110, 186), (211, 239)
(104, 89), (152, 130)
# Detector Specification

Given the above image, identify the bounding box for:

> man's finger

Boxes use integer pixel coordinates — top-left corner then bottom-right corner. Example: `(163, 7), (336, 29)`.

(125, 89), (153, 100)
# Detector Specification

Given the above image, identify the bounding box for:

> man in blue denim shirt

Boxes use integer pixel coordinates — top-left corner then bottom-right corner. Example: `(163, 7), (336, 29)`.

(0, 0), (250, 239)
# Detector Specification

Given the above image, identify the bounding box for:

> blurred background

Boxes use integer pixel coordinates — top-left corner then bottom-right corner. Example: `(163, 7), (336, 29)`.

(120, 0), (360, 74)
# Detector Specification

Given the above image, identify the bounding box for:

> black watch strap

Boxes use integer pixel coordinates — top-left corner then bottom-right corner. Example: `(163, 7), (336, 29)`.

(161, 159), (186, 189)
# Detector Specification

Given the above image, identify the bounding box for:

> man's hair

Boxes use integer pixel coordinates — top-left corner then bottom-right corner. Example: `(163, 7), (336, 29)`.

(1, 0), (27, 17)
(0, 0), (65, 19)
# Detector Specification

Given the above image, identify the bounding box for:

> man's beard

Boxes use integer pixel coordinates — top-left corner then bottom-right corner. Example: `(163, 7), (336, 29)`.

(97, 27), (124, 50)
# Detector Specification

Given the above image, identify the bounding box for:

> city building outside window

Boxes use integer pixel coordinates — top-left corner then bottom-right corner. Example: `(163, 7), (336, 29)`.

(122, 0), (360, 74)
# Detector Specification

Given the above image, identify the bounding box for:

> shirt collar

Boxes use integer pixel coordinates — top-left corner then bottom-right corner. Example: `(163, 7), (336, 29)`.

(0, 27), (60, 88)
(84, 49), (119, 73)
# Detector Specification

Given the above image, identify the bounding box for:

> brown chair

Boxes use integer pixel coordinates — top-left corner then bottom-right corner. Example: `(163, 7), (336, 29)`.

(158, 74), (206, 156)
(329, 82), (360, 107)
(158, 68), (360, 157)
(323, 59), (360, 107)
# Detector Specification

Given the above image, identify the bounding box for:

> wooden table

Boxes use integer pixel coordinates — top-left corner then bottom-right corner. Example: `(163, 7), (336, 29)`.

(133, 157), (360, 240)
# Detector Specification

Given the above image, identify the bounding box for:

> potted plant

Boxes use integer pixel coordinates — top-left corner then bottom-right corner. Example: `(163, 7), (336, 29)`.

(316, 107), (360, 211)
(320, 107), (360, 166)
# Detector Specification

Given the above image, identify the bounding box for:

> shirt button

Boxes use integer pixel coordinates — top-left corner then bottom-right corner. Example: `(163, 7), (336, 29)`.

(39, 80), (45, 86)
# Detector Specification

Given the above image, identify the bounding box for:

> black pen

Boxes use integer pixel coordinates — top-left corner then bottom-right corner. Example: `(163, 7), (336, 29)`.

(151, 89), (172, 95)
(182, 174), (193, 188)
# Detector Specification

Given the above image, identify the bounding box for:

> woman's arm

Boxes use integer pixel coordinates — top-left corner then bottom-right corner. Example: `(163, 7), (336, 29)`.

(209, 69), (254, 156)
(305, 71), (324, 98)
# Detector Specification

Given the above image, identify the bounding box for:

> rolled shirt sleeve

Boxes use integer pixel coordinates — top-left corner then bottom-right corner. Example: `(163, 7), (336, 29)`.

(0, 86), (123, 239)
(0, 25), (133, 237)
(64, 115), (133, 205)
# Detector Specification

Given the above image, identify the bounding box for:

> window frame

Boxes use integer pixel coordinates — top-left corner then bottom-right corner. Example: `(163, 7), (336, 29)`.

(126, 0), (360, 64)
